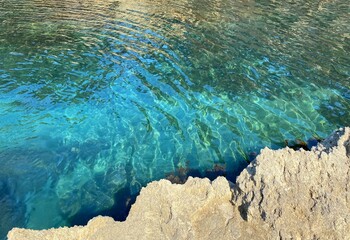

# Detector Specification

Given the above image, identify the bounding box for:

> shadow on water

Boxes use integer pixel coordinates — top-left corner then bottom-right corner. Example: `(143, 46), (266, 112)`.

(0, 178), (26, 240)
(67, 161), (248, 226)
(67, 135), (322, 226)
(68, 185), (138, 225)
(67, 151), (250, 226)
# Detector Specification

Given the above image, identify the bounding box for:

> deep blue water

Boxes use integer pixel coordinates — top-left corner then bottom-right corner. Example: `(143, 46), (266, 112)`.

(0, 0), (349, 238)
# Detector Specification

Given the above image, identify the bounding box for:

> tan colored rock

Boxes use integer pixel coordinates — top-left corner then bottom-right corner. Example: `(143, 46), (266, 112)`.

(233, 127), (350, 239)
(8, 128), (350, 240)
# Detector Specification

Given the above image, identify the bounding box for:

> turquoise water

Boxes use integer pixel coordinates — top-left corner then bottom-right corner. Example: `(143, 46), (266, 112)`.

(0, 0), (349, 237)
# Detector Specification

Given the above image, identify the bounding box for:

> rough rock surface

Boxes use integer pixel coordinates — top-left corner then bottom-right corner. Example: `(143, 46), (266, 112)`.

(8, 128), (350, 240)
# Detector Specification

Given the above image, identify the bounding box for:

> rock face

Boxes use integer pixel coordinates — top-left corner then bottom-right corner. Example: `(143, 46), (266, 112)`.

(8, 128), (350, 240)
(234, 127), (350, 239)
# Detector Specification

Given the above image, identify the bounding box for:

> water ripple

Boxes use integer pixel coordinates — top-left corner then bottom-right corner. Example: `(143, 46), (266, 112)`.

(0, 0), (349, 238)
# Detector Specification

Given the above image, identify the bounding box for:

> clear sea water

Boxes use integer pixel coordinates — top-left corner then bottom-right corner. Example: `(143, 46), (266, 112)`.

(0, 0), (349, 238)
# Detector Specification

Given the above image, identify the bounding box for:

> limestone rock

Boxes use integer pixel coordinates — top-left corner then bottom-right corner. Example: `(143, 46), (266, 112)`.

(233, 127), (350, 239)
(8, 128), (350, 240)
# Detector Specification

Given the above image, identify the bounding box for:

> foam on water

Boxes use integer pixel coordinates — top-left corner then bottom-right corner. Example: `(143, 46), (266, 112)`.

(0, 0), (349, 238)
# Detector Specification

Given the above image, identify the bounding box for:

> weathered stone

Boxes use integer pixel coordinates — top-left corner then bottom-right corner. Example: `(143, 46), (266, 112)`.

(233, 127), (350, 239)
(8, 127), (350, 240)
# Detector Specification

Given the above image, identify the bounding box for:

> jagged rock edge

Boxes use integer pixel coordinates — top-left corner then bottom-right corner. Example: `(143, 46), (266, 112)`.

(8, 127), (350, 240)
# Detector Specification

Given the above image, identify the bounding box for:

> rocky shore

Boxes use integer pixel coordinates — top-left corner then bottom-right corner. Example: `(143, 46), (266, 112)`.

(8, 127), (350, 239)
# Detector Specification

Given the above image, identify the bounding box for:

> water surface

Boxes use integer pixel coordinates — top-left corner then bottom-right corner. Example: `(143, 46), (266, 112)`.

(0, 0), (349, 238)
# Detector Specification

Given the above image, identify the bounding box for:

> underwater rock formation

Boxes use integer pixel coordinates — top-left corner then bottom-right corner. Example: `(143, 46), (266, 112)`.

(8, 127), (350, 239)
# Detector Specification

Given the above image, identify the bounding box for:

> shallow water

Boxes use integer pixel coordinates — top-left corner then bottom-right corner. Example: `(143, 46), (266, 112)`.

(0, 0), (349, 237)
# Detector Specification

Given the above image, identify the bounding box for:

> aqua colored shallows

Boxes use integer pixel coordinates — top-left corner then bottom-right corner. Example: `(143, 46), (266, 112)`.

(0, 0), (349, 238)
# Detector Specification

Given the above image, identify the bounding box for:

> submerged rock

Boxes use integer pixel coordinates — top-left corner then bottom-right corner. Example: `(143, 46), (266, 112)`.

(8, 127), (350, 239)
